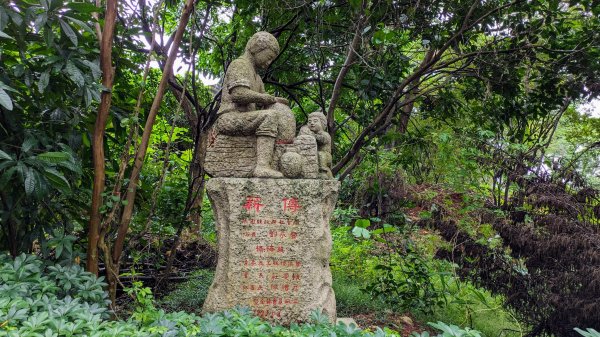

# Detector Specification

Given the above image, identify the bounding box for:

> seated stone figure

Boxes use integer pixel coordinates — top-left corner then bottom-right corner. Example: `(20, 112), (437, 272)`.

(299, 111), (333, 179)
(208, 31), (295, 178)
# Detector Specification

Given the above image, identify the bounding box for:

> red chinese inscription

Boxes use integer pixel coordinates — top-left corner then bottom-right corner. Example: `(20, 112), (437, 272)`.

(255, 245), (285, 254)
(282, 197), (301, 213)
(243, 196), (264, 213)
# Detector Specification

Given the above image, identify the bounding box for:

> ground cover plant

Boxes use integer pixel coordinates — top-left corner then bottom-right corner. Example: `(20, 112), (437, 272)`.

(0, 253), (413, 337)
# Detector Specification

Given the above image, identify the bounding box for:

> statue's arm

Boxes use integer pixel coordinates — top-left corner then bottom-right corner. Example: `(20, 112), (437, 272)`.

(230, 86), (276, 106)
(225, 58), (287, 107)
(298, 125), (312, 136)
(314, 132), (331, 148)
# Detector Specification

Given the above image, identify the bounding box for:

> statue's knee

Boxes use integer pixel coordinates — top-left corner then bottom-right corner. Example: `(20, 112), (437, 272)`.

(272, 104), (295, 140)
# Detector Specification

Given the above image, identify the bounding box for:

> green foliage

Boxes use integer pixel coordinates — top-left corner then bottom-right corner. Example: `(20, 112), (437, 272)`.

(362, 240), (448, 315)
(0, 254), (408, 336)
(334, 216), (448, 315)
(159, 269), (215, 314)
(575, 328), (600, 337)
(333, 272), (392, 317)
(0, 253), (112, 336)
(414, 278), (523, 337)
(192, 308), (400, 337)
(0, 0), (95, 255)
(330, 225), (374, 280)
(421, 322), (482, 337)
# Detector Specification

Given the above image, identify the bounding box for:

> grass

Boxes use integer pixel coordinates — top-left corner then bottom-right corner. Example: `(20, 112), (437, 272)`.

(333, 271), (393, 317)
(158, 269), (214, 314)
(414, 277), (525, 337)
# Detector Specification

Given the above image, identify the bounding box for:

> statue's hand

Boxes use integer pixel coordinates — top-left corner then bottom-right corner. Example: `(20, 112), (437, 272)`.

(275, 97), (289, 105)
(263, 94), (277, 105)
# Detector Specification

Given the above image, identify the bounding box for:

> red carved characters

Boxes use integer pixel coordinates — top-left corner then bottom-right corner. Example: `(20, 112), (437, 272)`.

(239, 194), (305, 320)
(243, 195), (264, 213)
(282, 197), (301, 213)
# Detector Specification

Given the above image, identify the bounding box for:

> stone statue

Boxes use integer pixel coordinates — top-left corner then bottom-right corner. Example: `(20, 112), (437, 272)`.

(202, 31), (340, 325)
(205, 32), (333, 181)
(299, 111), (333, 179)
(210, 31), (295, 178)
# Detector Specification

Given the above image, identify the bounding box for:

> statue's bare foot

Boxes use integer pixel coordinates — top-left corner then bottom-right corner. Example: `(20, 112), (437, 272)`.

(253, 166), (283, 178)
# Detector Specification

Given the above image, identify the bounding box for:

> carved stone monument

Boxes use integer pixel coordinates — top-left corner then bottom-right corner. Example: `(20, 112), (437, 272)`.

(202, 31), (339, 324)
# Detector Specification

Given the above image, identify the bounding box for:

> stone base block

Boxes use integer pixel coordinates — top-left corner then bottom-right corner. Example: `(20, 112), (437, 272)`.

(202, 178), (339, 325)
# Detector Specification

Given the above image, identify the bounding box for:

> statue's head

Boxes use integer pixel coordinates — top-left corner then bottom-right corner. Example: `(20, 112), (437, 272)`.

(308, 110), (327, 133)
(245, 31), (280, 70)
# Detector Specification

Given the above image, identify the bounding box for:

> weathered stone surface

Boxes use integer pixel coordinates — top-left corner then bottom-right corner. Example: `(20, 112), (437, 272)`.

(279, 152), (304, 178)
(203, 178), (339, 324)
(293, 135), (319, 179)
(210, 31), (294, 178)
(298, 111), (333, 179)
(206, 133), (320, 179)
(205, 135), (256, 177)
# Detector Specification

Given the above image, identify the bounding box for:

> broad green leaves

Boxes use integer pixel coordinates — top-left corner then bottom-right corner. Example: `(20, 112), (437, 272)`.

(0, 0), (97, 254)
(65, 61), (85, 87)
(352, 219), (397, 240)
(0, 86), (13, 110)
(0, 150), (78, 197)
(352, 218), (371, 239)
(38, 70), (50, 93)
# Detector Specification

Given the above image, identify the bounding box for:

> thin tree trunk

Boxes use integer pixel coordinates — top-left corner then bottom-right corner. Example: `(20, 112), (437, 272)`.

(112, 0), (195, 272)
(326, 10), (365, 142)
(87, 0), (118, 275)
(188, 133), (207, 228)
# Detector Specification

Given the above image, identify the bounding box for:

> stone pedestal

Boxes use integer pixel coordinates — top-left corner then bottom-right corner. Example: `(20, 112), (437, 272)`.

(202, 178), (339, 324)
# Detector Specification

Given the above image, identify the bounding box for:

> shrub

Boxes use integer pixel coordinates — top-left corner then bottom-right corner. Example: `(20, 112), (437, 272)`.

(0, 254), (409, 336)
(431, 172), (600, 336)
(0, 253), (201, 336)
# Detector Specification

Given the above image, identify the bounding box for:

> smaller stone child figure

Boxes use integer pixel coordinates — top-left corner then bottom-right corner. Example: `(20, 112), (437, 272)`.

(299, 111), (334, 179)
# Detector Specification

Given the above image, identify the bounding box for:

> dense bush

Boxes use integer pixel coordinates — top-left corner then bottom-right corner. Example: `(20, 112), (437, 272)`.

(430, 171), (600, 336)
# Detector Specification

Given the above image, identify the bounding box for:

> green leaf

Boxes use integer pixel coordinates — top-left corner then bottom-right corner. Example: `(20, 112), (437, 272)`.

(0, 7), (8, 31)
(38, 70), (50, 93)
(64, 16), (95, 35)
(65, 62), (84, 87)
(42, 168), (71, 194)
(22, 137), (37, 153)
(0, 30), (13, 39)
(24, 168), (36, 196)
(348, 0), (362, 10)
(55, 242), (63, 258)
(66, 2), (101, 14)
(33, 12), (47, 31)
(37, 152), (70, 163)
(81, 60), (101, 80)
(0, 149), (12, 161)
(59, 19), (78, 46)
(0, 166), (17, 189)
(0, 87), (13, 111)
(352, 226), (371, 239)
(39, 0), (49, 10)
(0, 160), (14, 171)
(354, 218), (370, 228)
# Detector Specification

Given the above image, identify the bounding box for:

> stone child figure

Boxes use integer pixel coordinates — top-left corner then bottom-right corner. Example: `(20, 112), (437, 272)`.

(214, 31), (295, 178)
(299, 111), (333, 179)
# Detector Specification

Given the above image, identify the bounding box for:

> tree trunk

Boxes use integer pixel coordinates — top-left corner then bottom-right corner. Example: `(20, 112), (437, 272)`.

(188, 133), (208, 228)
(105, 0), (195, 301)
(86, 0), (118, 276)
